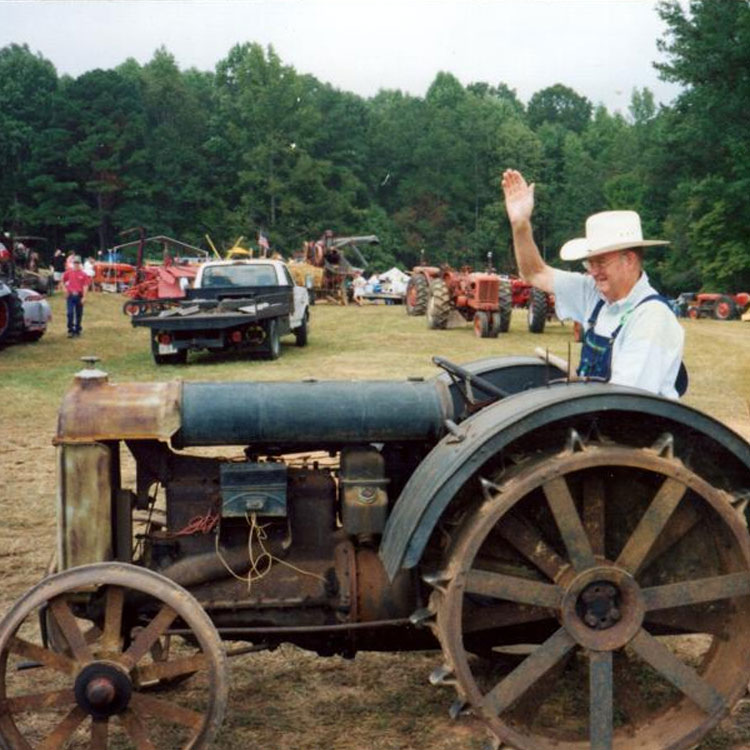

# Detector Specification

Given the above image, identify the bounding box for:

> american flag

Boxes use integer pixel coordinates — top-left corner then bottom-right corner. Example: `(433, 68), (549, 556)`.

(258, 230), (270, 255)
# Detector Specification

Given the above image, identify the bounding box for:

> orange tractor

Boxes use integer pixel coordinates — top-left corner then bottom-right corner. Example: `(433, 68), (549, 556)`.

(677, 292), (750, 321)
(406, 264), (512, 338)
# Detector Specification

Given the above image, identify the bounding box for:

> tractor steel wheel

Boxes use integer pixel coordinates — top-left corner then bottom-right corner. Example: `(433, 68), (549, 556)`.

(432, 441), (750, 750)
(427, 279), (451, 330)
(713, 296), (736, 321)
(473, 311), (491, 338)
(405, 275), (429, 316)
(527, 287), (548, 334)
(0, 562), (228, 750)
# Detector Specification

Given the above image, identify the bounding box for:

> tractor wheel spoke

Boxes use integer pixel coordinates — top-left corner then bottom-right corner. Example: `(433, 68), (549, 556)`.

(629, 629), (726, 714)
(118, 708), (157, 750)
(615, 477), (687, 575)
(497, 513), (567, 580)
(48, 598), (93, 663)
(37, 705), (88, 750)
(133, 653), (207, 684)
(101, 585), (125, 653)
(482, 627), (576, 715)
(4, 688), (75, 713)
(642, 571), (750, 611)
(543, 477), (596, 572)
(9, 636), (76, 675)
(121, 604), (177, 669)
(581, 474), (606, 557)
(466, 569), (562, 608)
(130, 692), (205, 729)
(589, 650), (613, 750)
(90, 717), (109, 750)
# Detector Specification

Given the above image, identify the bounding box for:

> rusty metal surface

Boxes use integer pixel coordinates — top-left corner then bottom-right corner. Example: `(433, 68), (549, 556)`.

(432, 443), (750, 750)
(57, 443), (112, 569)
(56, 377), (182, 444)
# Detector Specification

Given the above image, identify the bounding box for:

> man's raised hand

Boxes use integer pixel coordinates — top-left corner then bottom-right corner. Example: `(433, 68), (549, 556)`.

(502, 169), (535, 227)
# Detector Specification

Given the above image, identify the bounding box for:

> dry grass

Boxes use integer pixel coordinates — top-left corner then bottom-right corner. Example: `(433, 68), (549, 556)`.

(1, 291), (750, 749)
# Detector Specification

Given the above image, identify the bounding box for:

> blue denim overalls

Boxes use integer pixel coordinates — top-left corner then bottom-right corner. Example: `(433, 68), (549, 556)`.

(578, 294), (688, 395)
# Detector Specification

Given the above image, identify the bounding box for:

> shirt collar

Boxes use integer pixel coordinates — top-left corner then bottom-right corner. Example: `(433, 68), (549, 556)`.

(604, 272), (651, 314)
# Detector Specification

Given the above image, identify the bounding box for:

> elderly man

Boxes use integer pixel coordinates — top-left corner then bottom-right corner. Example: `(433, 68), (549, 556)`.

(502, 168), (686, 398)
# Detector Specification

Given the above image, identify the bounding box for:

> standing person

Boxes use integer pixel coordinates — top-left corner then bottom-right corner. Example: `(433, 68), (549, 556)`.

(61, 256), (90, 337)
(352, 272), (366, 306)
(501, 168), (686, 398)
(51, 249), (66, 289)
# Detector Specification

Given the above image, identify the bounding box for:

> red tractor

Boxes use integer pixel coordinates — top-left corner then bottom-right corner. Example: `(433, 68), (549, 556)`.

(508, 275), (555, 333)
(406, 265), (512, 338)
(680, 292), (750, 321)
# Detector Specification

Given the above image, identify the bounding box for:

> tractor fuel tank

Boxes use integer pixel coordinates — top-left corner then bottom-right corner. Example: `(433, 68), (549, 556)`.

(175, 379), (453, 447)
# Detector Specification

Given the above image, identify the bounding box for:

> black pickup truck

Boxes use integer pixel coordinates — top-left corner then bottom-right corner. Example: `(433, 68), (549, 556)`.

(131, 259), (310, 364)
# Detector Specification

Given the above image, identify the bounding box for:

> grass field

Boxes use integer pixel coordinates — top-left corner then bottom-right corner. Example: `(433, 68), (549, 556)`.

(1, 290), (750, 749)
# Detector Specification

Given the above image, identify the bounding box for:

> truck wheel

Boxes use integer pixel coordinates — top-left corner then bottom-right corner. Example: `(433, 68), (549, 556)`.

(266, 318), (281, 359)
(528, 287), (548, 333)
(713, 296), (736, 320)
(473, 311), (491, 338)
(432, 440), (750, 750)
(0, 562), (228, 750)
(406, 275), (429, 316)
(0, 292), (24, 347)
(294, 313), (309, 347)
(427, 279), (451, 330)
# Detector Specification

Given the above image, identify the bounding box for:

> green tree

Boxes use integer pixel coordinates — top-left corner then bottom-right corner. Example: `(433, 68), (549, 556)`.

(527, 83), (593, 133)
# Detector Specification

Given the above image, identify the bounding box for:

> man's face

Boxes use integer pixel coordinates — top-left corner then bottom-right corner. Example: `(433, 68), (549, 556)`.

(583, 251), (631, 302)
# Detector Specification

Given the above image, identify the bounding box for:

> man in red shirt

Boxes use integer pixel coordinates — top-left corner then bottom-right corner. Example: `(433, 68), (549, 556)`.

(61, 256), (90, 337)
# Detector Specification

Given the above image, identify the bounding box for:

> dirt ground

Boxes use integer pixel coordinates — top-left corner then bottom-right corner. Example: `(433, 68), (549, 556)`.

(2, 295), (750, 749)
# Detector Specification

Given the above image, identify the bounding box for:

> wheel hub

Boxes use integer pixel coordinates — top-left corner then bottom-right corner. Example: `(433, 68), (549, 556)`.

(560, 566), (645, 650)
(74, 662), (132, 719)
(577, 580), (622, 630)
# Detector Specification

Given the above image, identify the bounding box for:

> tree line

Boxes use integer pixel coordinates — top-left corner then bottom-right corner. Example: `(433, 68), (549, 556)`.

(1, 0), (748, 294)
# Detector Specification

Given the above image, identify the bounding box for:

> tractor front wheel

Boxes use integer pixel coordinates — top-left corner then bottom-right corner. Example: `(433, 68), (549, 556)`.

(528, 287), (548, 333)
(0, 292), (24, 348)
(473, 311), (491, 338)
(713, 296), (737, 321)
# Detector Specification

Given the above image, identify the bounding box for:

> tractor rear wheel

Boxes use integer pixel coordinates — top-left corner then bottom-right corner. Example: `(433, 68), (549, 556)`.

(0, 562), (228, 750)
(405, 274), (429, 316)
(528, 287), (548, 333)
(495, 279), (512, 334)
(427, 279), (451, 330)
(0, 292), (24, 348)
(473, 311), (491, 338)
(713, 296), (736, 321)
(431, 439), (750, 750)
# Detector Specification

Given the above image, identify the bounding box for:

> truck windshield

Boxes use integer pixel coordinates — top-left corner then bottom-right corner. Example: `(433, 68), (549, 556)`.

(202, 264), (276, 288)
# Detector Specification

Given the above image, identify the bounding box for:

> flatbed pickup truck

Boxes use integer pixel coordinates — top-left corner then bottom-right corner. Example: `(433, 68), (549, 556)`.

(131, 259), (310, 364)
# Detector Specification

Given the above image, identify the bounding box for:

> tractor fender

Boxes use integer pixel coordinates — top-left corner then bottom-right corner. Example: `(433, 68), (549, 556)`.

(380, 382), (750, 580)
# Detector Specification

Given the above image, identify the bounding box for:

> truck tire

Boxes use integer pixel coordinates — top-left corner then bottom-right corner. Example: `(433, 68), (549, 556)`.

(0, 292), (24, 348)
(713, 295), (737, 320)
(151, 338), (187, 365)
(294, 313), (309, 347)
(405, 274), (429, 316)
(528, 287), (548, 333)
(266, 318), (281, 359)
(427, 279), (451, 330)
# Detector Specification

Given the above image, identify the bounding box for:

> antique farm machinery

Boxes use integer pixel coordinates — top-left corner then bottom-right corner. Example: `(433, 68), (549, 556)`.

(3, 354), (750, 750)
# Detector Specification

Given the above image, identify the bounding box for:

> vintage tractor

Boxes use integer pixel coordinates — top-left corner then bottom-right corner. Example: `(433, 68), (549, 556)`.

(508, 275), (556, 333)
(287, 231), (378, 305)
(680, 292), (750, 321)
(3, 355), (750, 750)
(421, 266), (513, 338)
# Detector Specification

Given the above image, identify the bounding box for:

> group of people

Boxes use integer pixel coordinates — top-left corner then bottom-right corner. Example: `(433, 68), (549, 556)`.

(52, 249), (94, 337)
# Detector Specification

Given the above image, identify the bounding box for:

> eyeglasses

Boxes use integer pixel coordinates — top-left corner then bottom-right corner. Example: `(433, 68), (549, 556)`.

(582, 253), (624, 272)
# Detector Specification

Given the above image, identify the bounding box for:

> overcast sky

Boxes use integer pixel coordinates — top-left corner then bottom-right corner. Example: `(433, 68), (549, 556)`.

(1, 0), (684, 113)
